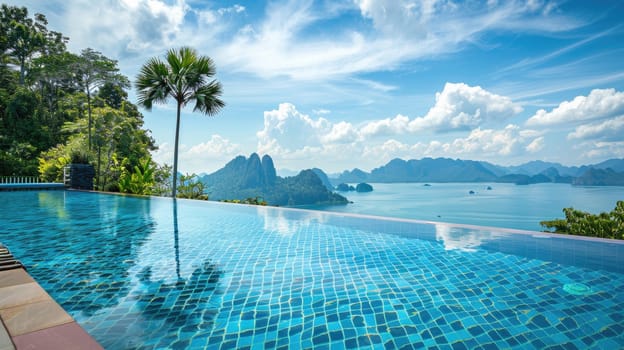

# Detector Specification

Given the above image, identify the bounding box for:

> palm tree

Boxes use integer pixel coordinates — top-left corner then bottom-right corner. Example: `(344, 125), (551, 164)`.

(135, 47), (224, 197)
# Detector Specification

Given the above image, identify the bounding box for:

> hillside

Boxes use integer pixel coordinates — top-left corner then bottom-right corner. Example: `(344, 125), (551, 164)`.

(201, 154), (348, 206)
(334, 157), (624, 186)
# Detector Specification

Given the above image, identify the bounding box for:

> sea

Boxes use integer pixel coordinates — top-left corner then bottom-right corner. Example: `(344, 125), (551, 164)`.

(305, 182), (624, 232)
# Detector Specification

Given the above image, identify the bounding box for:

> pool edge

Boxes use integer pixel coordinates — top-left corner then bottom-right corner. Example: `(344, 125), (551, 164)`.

(0, 268), (103, 349)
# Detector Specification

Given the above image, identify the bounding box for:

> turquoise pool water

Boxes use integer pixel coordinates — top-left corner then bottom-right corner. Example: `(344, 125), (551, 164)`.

(1, 191), (623, 349)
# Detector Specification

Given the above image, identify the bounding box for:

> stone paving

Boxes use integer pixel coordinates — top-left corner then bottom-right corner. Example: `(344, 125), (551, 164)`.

(0, 262), (102, 349)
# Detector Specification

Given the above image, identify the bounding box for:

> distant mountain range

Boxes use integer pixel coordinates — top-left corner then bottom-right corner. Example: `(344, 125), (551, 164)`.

(334, 158), (624, 186)
(200, 154), (348, 206)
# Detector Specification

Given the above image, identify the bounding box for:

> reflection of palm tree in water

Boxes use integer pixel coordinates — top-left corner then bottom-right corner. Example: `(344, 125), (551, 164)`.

(135, 261), (222, 326)
(134, 199), (223, 347)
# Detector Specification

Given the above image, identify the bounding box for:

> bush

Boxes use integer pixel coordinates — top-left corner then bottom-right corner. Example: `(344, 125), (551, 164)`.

(541, 201), (624, 240)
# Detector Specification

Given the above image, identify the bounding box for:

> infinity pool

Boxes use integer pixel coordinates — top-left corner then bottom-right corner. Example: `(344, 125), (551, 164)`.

(1, 191), (623, 349)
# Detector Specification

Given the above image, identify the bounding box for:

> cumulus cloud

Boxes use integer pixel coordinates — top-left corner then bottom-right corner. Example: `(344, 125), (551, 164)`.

(408, 83), (522, 132)
(361, 139), (414, 161)
(256, 95), (536, 170)
(446, 125), (526, 156)
(577, 141), (624, 160)
(359, 124), (543, 166)
(567, 115), (624, 141)
(321, 122), (359, 144)
(151, 135), (242, 173)
(360, 115), (410, 137)
(525, 136), (545, 153)
(526, 88), (624, 126)
(58, 0), (188, 55)
(257, 103), (332, 154)
(358, 83), (522, 138)
(185, 135), (242, 158)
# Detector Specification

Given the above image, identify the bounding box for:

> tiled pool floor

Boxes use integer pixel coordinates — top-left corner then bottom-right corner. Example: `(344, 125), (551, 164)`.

(0, 191), (623, 349)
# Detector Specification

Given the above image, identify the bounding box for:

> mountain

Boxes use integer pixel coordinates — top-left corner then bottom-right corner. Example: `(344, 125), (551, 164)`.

(336, 168), (369, 184)
(593, 159), (624, 173)
(311, 168), (334, 191)
(337, 157), (498, 183)
(477, 162), (508, 177)
(504, 160), (581, 177)
(331, 157), (624, 186)
(573, 168), (624, 186)
(201, 154), (348, 206)
(497, 173), (552, 185)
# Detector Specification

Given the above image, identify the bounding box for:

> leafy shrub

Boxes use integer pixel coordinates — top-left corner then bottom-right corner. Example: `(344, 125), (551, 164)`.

(541, 201), (624, 240)
(177, 173), (208, 200)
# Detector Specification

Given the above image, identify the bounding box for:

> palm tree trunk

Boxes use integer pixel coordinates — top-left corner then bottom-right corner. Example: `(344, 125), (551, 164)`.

(96, 144), (101, 189)
(172, 102), (181, 198)
(87, 86), (92, 151)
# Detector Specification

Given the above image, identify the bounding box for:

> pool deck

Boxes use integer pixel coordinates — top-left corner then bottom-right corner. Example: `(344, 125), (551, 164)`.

(0, 268), (102, 349)
(0, 183), (66, 191)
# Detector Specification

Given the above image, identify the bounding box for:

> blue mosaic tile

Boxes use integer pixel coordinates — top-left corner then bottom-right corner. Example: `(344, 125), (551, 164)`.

(1, 191), (623, 349)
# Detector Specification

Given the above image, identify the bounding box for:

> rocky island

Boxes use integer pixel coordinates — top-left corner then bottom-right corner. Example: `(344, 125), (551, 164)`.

(201, 154), (348, 206)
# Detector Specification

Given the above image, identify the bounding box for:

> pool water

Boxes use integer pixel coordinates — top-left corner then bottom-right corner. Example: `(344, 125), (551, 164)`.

(1, 191), (623, 349)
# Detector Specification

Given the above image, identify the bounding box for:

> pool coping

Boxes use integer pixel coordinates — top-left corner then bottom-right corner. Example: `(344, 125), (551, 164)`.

(0, 184), (66, 191)
(0, 268), (103, 349)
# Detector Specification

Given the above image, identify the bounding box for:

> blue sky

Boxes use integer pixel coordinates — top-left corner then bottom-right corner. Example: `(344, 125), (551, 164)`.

(10, 0), (624, 174)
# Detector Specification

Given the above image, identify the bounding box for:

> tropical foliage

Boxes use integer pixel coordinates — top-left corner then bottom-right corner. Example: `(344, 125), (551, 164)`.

(135, 47), (224, 198)
(118, 158), (156, 195)
(541, 201), (624, 240)
(176, 173), (208, 200)
(0, 4), (157, 192)
(221, 197), (268, 206)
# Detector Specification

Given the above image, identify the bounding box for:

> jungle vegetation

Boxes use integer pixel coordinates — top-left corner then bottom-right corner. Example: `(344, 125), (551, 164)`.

(0, 4), (157, 191)
(0, 4), (213, 197)
(540, 201), (624, 240)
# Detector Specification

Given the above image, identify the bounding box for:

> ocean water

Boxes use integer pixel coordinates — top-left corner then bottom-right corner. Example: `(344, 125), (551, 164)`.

(307, 183), (624, 232)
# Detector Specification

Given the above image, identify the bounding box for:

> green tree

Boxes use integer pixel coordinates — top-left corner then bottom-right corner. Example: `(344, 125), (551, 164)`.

(135, 47), (224, 198)
(75, 48), (129, 151)
(176, 173), (208, 200)
(0, 5), (66, 85)
(541, 201), (624, 240)
(152, 163), (173, 196)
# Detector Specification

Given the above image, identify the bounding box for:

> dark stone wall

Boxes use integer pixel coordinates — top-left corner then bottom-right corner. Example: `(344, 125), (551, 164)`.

(69, 164), (95, 190)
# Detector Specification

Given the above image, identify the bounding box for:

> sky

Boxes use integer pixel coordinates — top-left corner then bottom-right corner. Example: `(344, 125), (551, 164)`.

(9, 0), (624, 174)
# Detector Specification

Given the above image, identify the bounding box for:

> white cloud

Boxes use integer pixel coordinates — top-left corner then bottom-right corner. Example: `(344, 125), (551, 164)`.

(216, 0), (582, 80)
(256, 98), (537, 171)
(526, 88), (624, 126)
(14, 0), (585, 88)
(61, 0), (188, 54)
(360, 115), (410, 137)
(446, 125), (527, 156)
(151, 142), (174, 167)
(185, 135), (242, 158)
(257, 103), (332, 154)
(151, 135), (242, 173)
(578, 141), (624, 160)
(321, 122), (359, 144)
(408, 83), (522, 132)
(362, 139), (414, 161)
(359, 83), (522, 138)
(359, 124), (542, 167)
(313, 109), (331, 115)
(567, 115), (624, 141)
(218, 4), (245, 15)
(525, 136), (545, 153)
